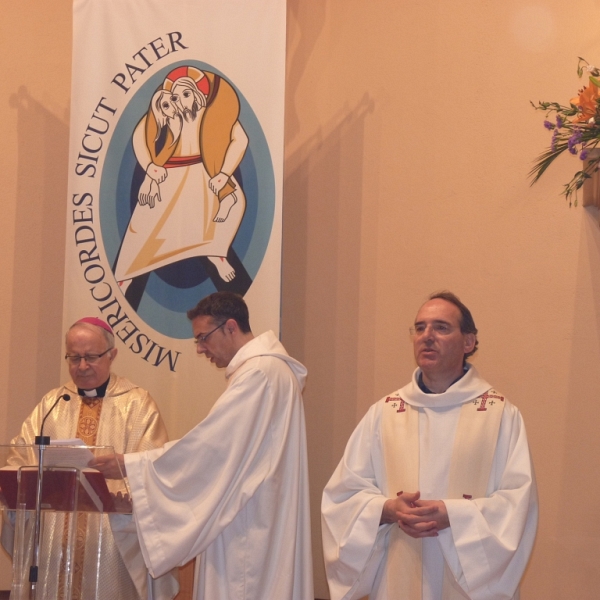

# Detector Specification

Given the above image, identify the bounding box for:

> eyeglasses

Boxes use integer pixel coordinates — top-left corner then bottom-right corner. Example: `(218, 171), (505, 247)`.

(65, 348), (112, 365)
(194, 321), (226, 345)
(409, 322), (455, 337)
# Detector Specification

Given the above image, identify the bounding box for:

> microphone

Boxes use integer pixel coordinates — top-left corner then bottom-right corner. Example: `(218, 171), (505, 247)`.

(30, 392), (71, 587)
(35, 393), (71, 446)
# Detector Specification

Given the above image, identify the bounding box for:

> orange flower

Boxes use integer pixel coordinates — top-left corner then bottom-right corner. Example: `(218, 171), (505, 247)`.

(570, 76), (600, 122)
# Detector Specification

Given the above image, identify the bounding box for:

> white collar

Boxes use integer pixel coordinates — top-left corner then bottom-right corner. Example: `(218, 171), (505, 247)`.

(398, 364), (491, 408)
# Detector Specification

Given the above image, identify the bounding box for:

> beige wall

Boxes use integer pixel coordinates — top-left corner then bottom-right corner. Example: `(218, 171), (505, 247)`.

(0, 0), (72, 588)
(2, 0), (599, 597)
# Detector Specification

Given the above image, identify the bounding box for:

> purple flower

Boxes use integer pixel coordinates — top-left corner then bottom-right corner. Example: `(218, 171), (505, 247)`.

(580, 149), (589, 161)
(544, 120), (555, 130)
(568, 128), (583, 154)
(556, 116), (564, 128)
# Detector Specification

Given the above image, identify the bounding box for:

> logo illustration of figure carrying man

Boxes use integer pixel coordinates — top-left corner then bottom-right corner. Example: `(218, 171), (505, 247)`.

(114, 66), (249, 309)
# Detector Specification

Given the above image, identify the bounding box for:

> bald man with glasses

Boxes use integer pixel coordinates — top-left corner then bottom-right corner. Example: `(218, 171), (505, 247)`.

(4, 317), (177, 600)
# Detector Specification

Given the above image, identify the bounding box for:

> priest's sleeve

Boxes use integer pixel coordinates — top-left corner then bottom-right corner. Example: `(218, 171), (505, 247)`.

(438, 404), (538, 600)
(124, 367), (289, 578)
(322, 404), (391, 600)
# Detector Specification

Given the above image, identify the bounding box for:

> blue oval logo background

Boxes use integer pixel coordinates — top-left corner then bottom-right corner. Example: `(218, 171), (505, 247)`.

(100, 60), (275, 339)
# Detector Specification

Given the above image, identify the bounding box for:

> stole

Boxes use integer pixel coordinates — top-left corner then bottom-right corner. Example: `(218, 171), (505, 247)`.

(382, 391), (505, 599)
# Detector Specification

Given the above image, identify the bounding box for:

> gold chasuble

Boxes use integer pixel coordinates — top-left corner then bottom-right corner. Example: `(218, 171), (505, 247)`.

(5, 374), (174, 600)
(382, 389), (505, 599)
(76, 397), (103, 445)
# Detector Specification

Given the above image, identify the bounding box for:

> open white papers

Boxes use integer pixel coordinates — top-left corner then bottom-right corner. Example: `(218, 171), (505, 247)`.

(43, 439), (95, 469)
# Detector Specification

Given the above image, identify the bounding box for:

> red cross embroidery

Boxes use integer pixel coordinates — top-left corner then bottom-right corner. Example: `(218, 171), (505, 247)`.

(385, 396), (406, 412)
(476, 391), (504, 411)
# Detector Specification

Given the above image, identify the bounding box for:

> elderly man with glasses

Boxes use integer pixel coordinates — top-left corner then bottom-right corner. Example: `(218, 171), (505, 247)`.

(4, 317), (177, 600)
(322, 291), (538, 600)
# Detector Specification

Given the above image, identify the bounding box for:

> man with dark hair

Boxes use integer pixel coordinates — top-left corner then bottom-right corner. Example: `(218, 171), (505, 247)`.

(428, 291), (479, 358)
(322, 293), (538, 600)
(94, 292), (313, 600)
(186, 290), (251, 333)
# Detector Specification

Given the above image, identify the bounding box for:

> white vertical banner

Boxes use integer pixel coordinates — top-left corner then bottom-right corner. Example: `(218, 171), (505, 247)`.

(65, 0), (286, 436)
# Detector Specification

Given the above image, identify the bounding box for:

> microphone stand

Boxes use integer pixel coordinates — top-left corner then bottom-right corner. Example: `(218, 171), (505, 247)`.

(29, 393), (70, 600)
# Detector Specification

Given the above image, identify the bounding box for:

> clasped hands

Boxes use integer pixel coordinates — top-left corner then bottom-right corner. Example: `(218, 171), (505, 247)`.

(381, 491), (450, 538)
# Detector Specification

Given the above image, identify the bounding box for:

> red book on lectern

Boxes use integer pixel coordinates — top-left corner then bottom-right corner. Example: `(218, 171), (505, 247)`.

(0, 467), (115, 512)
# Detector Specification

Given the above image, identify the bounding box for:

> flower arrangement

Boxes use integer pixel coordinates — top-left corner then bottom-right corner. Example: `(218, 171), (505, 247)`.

(531, 58), (600, 206)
